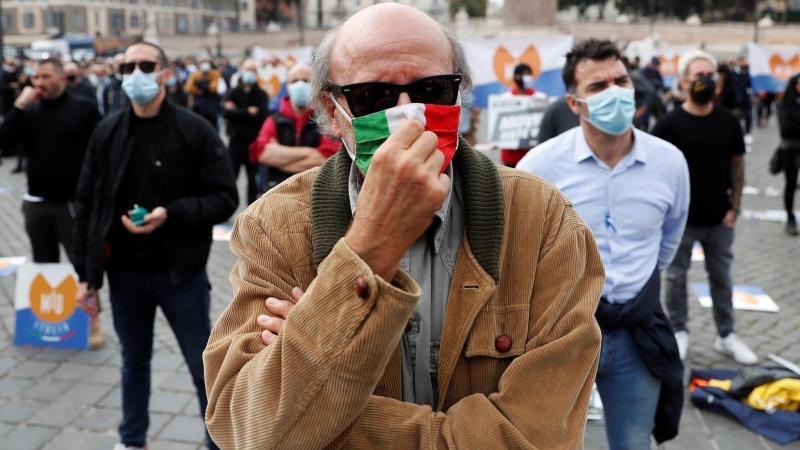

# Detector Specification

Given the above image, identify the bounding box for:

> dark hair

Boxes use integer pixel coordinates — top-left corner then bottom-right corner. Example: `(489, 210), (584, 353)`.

(562, 39), (621, 92)
(37, 58), (64, 74)
(513, 63), (532, 76)
(128, 41), (169, 69)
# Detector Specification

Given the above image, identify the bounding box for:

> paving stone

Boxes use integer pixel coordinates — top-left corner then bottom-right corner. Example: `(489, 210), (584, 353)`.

(147, 412), (173, 438)
(151, 353), (184, 371)
(49, 363), (95, 382)
(0, 378), (33, 398)
(67, 347), (118, 366)
(152, 370), (175, 389)
(161, 372), (196, 393)
(88, 366), (121, 386)
(0, 400), (45, 423)
(19, 380), (71, 401)
(146, 440), (199, 450)
(97, 387), (122, 408)
(156, 415), (207, 443)
(712, 430), (770, 450)
(182, 397), (201, 418)
(27, 402), (88, 427)
(2, 425), (59, 450)
(0, 357), (20, 376)
(0, 422), (13, 437)
(60, 383), (114, 405)
(40, 429), (110, 450)
(7, 360), (58, 379)
(2, 346), (42, 359)
(150, 391), (193, 414)
(74, 407), (122, 432)
(30, 347), (79, 362)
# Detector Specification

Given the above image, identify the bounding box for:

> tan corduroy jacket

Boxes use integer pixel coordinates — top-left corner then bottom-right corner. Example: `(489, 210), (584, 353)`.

(204, 141), (605, 450)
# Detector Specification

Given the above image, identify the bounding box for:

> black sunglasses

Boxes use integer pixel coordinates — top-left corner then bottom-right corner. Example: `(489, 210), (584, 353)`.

(119, 61), (159, 75)
(328, 74), (461, 118)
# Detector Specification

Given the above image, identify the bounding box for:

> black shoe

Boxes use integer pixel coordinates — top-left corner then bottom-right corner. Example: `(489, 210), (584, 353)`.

(11, 167), (23, 174)
(786, 222), (798, 236)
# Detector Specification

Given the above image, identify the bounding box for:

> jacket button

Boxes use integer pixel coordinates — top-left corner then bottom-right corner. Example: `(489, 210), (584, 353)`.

(355, 277), (369, 299)
(495, 335), (512, 353)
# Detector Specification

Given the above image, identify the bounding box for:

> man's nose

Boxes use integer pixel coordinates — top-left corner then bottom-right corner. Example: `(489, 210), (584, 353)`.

(397, 92), (412, 106)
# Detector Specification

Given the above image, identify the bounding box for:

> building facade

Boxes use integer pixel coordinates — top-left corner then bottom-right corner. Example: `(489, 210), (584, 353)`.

(304, 0), (450, 28)
(503, 0), (556, 26)
(2, 0), (242, 45)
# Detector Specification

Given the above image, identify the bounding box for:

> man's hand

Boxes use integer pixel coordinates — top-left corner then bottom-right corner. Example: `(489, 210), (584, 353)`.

(15, 86), (39, 109)
(345, 120), (450, 281)
(121, 206), (168, 235)
(258, 287), (304, 346)
(224, 101), (236, 111)
(247, 106), (259, 115)
(723, 209), (738, 228)
(76, 282), (100, 316)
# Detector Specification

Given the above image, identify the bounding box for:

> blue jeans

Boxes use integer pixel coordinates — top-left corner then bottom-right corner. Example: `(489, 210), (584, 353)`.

(595, 328), (661, 450)
(108, 270), (219, 450)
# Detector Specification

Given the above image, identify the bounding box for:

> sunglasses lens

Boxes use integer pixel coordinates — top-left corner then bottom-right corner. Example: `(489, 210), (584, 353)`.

(139, 62), (157, 73)
(409, 77), (458, 105)
(350, 84), (395, 117)
(119, 63), (135, 75)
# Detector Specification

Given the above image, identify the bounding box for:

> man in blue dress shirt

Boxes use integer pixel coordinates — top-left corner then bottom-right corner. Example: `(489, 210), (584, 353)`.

(518, 39), (690, 450)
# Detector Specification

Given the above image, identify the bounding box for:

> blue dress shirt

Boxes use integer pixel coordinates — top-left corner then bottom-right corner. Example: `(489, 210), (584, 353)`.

(517, 126), (690, 303)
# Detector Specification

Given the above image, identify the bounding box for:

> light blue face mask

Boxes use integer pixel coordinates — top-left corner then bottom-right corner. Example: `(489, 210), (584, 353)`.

(288, 80), (311, 107)
(242, 71), (258, 85)
(165, 77), (177, 87)
(573, 85), (636, 136)
(122, 68), (162, 105)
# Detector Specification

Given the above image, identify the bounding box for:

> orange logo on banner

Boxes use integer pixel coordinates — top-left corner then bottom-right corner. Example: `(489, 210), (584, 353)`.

(29, 274), (77, 323)
(658, 55), (680, 77)
(260, 55), (298, 98)
(769, 54), (800, 80)
(493, 45), (541, 89)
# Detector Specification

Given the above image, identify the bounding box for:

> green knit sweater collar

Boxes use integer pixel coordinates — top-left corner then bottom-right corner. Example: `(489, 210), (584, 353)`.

(311, 137), (504, 283)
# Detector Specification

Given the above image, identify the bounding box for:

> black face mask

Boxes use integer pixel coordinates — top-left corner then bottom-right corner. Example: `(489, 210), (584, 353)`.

(67, 75), (77, 82)
(689, 75), (716, 105)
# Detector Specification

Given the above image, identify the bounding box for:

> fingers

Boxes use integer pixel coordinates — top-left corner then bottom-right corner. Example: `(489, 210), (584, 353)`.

(258, 314), (284, 335)
(261, 330), (276, 346)
(291, 287), (304, 303)
(266, 297), (294, 318)
(385, 120), (426, 152)
(120, 215), (140, 234)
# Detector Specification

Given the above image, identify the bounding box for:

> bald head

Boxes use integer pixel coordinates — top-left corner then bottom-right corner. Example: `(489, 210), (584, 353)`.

(64, 62), (80, 77)
(241, 59), (257, 72)
(287, 63), (311, 84)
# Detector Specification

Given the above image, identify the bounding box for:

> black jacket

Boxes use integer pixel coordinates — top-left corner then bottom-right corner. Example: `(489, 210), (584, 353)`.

(779, 75), (800, 142)
(595, 269), (684, 444)
(66, 79), (99, 108)
(73, 99), (238, 289)
(222, 85), (269, 144)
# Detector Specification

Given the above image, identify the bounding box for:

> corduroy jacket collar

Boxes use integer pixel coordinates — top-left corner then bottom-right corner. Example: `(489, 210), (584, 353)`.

(311, 136), (504, 283)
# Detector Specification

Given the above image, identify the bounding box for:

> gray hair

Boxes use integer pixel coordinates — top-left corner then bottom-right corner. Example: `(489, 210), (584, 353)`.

(309, 20), (474, 139)
(678, 50), (718, 79)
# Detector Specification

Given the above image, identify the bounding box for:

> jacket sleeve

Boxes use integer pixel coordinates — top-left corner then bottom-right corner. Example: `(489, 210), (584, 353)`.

(221, 91), (249, 123)
(204, 194), (604, 450)
(164, 126), (238, 229)
(72, 129), (102, 285)
(184, 72), (202, 96)
(249, 116), (277, 163)
(252, 90), (270, 128)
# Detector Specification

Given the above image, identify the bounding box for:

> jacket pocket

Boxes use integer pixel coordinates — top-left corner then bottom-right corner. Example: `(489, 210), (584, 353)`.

(465, 303), (530, 359)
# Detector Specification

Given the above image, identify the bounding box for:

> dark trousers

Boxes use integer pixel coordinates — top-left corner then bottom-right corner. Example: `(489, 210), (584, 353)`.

(782, 149), (800, 223)
(666, 224), (735, 338)
(758, 93), (776, 121)
(737, 103), (753, 134)
(229, 138), (259, 204)
(107, 270), (219, 450)
(22, 200), (75, 263)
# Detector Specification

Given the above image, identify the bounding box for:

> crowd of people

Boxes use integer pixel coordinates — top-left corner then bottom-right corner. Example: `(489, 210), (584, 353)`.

(0, 3), (799, 449)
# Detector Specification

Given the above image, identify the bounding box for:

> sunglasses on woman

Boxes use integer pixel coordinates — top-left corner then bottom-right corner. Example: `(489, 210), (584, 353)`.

(328, 74), (462, 118)
(119, 61), (159, 75)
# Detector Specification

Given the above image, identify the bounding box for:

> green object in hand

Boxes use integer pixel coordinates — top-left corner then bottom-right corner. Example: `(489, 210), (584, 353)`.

(130, 205), (149, 226)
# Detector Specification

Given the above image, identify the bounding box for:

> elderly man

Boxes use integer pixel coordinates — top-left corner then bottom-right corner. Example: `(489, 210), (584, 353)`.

(204, 4), (604, 449)
(249, 63), (339, 193)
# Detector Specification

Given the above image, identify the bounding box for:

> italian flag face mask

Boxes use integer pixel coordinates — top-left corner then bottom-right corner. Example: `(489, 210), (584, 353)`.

(332, 93), (461, 175)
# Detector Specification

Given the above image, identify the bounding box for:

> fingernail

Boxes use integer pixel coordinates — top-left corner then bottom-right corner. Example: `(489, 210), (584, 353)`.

(267, 298), (279, 306)
(258, 315), (268, 323)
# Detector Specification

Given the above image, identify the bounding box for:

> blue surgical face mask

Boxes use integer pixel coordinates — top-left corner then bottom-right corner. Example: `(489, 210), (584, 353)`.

(288, 80), (311, 108)
(573, 85), (636, 136)
(122, 69), (162, 105)
(242, 71), (257, 85)
(24, 67), (34, 77)
(165, 77), (177, 87)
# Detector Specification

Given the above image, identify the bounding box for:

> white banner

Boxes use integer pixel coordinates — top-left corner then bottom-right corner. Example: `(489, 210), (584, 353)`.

(748, 43), (800, 94)
(487, 94), (549, 149)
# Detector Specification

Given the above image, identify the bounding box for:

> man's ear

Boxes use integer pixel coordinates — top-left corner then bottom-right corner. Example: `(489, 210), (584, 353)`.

(565, 92), (582, 116)
(322, 94), (343, 139)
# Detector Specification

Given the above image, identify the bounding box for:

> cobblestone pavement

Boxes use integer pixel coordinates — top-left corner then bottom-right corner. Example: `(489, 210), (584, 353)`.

(0, 118), (798, 450)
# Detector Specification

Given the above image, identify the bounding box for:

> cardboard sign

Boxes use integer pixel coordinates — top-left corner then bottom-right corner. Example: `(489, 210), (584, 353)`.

(212, 224), (233, 242)
(14, 263), (90, 349)
(487, 94), (549, 149)
(692, 284), (779, 313)
(0, 257), (27, 278)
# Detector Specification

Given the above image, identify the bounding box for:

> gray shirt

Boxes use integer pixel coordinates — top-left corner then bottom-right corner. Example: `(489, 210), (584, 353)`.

(348, 162), (465, 408)
(537, 97), (580, 146)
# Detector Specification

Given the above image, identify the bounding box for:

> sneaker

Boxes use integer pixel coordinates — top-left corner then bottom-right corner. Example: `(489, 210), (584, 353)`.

(786, 222), (799, 236)
(113, 444), (148, 450)
(714, 333), (759, 365)
(89, 321), (106, 350)
(674, 331), (689, 361)
(744, 134), (754, 145)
